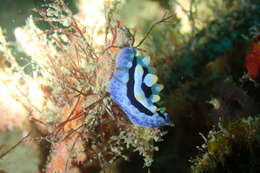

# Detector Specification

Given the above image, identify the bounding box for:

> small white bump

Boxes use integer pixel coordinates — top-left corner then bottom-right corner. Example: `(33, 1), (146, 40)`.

(142, 57), (150, 66)
(143, 74), (158, 87)
(150, 105), (157, 112)
(150, 95), (160, 103)
(152, 84), (164, 92)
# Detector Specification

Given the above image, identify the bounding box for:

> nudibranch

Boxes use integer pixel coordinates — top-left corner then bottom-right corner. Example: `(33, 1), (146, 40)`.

(108, 47), (171, 127)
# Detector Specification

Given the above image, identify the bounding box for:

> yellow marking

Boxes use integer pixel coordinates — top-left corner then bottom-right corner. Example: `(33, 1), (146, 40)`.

(151, 75), (158, 83)
(151, 95), (160, 102)
(135, 93), (143, 101)
(150, 105), (157, 112)
(136, 65), (143, 73)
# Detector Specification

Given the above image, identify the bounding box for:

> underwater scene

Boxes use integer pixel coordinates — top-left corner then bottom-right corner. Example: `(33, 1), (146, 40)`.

(0, 0), (259, 173)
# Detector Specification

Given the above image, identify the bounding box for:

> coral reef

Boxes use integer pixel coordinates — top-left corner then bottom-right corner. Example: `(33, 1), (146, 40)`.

(0, 0), (259, 173)
(1, 0), (168, 172)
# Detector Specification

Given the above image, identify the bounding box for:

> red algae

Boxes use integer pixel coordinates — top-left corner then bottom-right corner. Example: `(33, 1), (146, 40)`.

(245, 36), (260, 78)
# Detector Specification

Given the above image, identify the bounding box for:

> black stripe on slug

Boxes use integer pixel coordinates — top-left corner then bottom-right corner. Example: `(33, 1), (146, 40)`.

(157, 111), (167, 119)
(127, 56), (154, 116)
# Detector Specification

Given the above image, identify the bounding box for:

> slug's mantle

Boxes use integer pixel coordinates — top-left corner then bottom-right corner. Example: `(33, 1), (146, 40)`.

(108, 47), (171, 127)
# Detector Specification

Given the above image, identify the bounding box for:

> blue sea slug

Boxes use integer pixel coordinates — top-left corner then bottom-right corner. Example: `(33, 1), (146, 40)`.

(108, 47), (171, 127)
